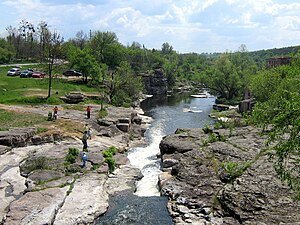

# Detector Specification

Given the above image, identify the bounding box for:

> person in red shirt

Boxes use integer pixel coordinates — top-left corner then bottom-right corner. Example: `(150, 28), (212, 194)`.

(53, 106), (58, 120)
(86, 106), (91, 119)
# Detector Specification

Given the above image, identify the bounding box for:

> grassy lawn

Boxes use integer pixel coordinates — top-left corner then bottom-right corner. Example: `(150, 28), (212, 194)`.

(0, 65), (99, 105)
(0, 109), (86, 137)
(0, 109), (47, 131)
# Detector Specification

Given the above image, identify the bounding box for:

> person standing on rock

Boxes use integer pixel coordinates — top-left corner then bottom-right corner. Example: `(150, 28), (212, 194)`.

(53, 106), (58, 120)
(84, 124), (92, 139)
(81, 152), (88, 167)
(86, 106), (91, 119)
(82, 131), (88, 151)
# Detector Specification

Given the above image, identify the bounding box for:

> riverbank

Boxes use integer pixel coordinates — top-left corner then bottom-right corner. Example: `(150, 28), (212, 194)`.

(0, 103), (152, 224)
(158, 124), (300, 224)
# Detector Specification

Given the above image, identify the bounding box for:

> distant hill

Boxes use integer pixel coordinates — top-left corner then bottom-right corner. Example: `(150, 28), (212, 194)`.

(248, 45), (300, 67)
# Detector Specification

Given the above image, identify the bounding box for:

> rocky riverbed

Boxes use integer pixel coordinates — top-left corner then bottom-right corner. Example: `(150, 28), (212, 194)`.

(159, 125), (300, 224)
(2, 102), (300, 225)
(0, 104), (150, 225)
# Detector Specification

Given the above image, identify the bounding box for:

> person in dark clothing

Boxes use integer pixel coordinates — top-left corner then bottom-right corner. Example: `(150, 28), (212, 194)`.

(86, 106), (91, 119)
(82, 131), (88, 151)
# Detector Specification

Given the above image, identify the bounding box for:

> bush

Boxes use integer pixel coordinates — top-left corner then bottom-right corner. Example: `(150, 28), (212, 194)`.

(20, 156), (49, 174)
(102, 146), (117, 173)
(102, 146), (117, 158)
(220, 161), (252, 182)
(105, 157), (116, 173)
(98, 108), (108, 118)
(65, 148), (80, 164)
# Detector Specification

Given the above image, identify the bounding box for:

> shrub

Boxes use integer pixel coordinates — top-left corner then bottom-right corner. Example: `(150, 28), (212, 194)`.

(102, 146), (117, 173)
(98, 108), (108, 118)
(20, 156), (49, 174)
(65, 148), (79, 164)
(220, 161), (252, 182)
(102, 146), (117, 158)
(105, 157), (116, 173)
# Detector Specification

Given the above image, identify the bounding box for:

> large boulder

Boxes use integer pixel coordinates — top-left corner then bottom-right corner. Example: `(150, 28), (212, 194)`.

(53, 173), (109, 225)
(0, 128), (36, 147)
(60, 92), (86, 104)
(4, 187), (69, 225)
(159, 126), (300, 224)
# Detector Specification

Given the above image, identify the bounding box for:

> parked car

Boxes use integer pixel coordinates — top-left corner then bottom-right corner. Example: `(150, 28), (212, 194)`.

(20, 70), (33, 78)
(63, 70), (82, 76)
(7, 68), (21, 76)
(32, 71), (46, 78)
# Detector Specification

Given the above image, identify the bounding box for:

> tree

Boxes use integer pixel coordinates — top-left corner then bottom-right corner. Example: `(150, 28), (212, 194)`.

(109, 61), (143, 106)
(250, 56), (300, 197)
(161, 42), (173, 55)
(201, 53), (242, 100)
(67, 45), (100, 83)
(69, 30), (88, 49)
(89, 31), (124, 69)
(44, 31), (64, 98)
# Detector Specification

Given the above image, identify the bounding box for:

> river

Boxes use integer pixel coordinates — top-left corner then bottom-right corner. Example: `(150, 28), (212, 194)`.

(95, 93), (215, 225)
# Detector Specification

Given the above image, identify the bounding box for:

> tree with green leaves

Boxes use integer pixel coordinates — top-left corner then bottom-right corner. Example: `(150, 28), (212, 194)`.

(250, 56), (300, 197)
(109, 61), (143, 107)
(66, 45), (100, 83)
(200, 53), (242, 100)
(89, 31), (125, 69)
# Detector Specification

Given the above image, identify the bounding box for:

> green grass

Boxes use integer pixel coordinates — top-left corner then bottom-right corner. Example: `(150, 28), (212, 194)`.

(0, 66), (99, 105)
(0, 109), (47, 131)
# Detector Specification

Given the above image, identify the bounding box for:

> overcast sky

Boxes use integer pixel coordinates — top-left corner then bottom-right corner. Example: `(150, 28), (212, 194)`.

(0, 0), (300, 53)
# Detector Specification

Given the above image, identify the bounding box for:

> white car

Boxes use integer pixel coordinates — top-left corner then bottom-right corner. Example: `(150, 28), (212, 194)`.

(7, 68), (21, 76)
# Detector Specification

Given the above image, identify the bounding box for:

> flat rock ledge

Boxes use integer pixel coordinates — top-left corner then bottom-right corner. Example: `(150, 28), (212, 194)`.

(0, 106), (150, 225)
(159, 126), (300, 225)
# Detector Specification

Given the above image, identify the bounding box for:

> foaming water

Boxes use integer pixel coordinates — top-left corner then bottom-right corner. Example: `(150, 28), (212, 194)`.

(127, 115), (166, 196)
(128, 95), (216, 196)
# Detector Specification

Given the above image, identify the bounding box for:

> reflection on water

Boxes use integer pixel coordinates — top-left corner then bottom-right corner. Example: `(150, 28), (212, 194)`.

(128, 94), (216, 196)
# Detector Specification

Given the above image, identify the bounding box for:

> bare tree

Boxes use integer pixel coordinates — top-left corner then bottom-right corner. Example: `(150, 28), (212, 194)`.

(45, 30), (64, 98)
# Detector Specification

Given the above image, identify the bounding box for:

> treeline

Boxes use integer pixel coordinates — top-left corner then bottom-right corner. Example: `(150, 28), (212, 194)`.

(1, 20), (300, 106)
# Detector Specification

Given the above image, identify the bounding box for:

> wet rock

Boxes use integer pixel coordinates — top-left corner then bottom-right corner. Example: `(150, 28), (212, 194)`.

(162, 158), (179, 168)
(105, 165), (143, 195)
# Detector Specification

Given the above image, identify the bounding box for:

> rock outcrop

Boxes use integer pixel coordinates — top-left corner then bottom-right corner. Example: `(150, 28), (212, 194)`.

(142, 69), (168, 95)
(0, 105), (150, 225)
(0, 128), (36, 147)
(159, 126), (300, 224)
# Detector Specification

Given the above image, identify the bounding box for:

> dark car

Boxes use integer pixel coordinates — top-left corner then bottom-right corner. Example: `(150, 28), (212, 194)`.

(32, 71), (46, 78)
(63, 70), (82, 76)
(20, 70), (33, 78)
(7, 68), (21, 76)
